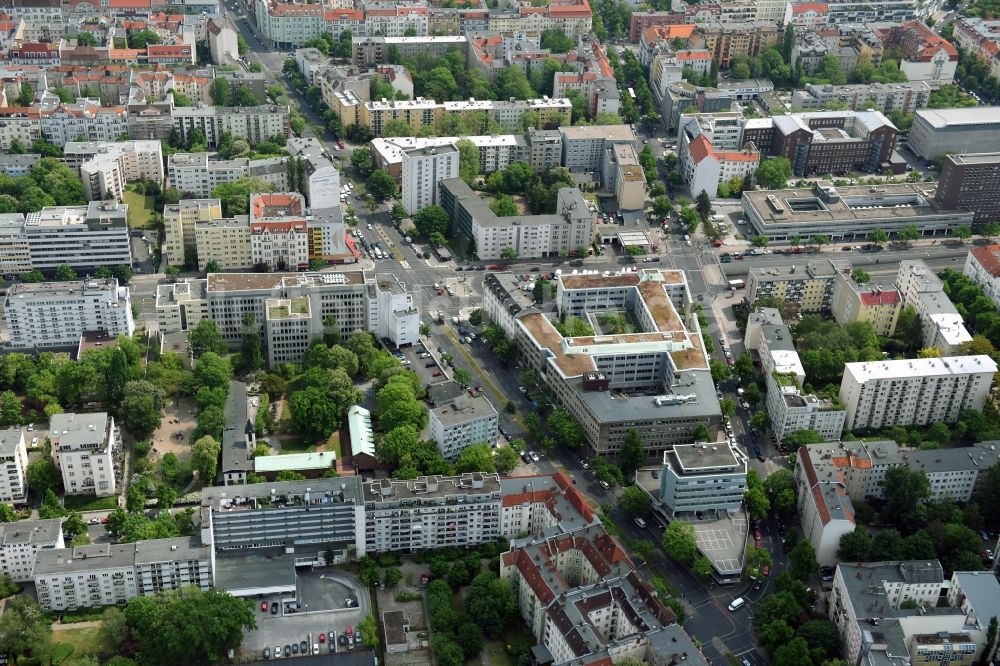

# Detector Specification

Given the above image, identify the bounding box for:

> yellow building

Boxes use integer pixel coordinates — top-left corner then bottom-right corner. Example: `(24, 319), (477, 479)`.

(361, 99), (442, 137)
(831, 270), (902, 336)
(164, 199), (223, 267)
(194, 217), (252, 270)
(747, 261), (847, 313)
(360, 97), (572, 136)
(696, 22), (781, 67)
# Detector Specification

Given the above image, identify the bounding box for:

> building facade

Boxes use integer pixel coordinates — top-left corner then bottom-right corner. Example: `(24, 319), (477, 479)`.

(935, 153), (1000, 224)
(0, 518), (64, 583)
(400, 144), (458, 215)
(23, 201), (132, 272)
(428, 394), (499, 460)
(0, 429), (29, 504)
(659, 443), (747, 516)
(50, 412), (117, 497)
(897, 259), (972, 355)
(965, 244), (1000, 310)
(909, 107), (1000, 160)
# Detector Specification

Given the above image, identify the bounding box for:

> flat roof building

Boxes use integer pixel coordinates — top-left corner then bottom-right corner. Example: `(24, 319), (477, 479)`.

(428, 394), (499, 460)
(909, 107), (1000, 160)
(897, 259), (972, 355)
(0, 518), (64, 582)
(935, 152), (1000, 224)
(746, 260), (843, 313)
(742, 181), (973, 242)
(23, 200), (132, 272)
(658, 442), (747, 516)
(0, 429), (28, 504)
(50, 412), (117, 497)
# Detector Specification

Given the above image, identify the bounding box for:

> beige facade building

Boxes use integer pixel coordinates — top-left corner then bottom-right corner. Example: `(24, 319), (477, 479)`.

(164, 199), (224, 268)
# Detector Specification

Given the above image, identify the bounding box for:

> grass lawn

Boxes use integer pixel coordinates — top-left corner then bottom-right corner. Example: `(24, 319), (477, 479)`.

(123, 190), (155, 229)
(47, 624), (103, 665)
(325, 431), (342, 458)
(278, 437), (317, 454)
(63, 495), (118, 512)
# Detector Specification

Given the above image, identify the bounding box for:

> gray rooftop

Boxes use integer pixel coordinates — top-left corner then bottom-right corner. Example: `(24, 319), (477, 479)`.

(575, 368), (721, 424)
(499, 474), (599, 536)
(213, 547), (297, 594)
(133, 536), (210, 564)
(952, 571), (1000, 626)
(760, 323), (796, 352)
(221, 380), (251, 475)
(34, 543), (136, 575)
(363, 473), (501, 504)
(202, 476), (365, 509)
(670, 442), (743, 473)
(750, 261), (839, 283)
(0, 518), (63, 546)
(903, 442), (1000, 475)
(49, 412), (110, 452)
(0, 429), (23, 457)
(835, 560), (947, 621)
(431, 394), (498, 427)
(916, 106), (1000, 128)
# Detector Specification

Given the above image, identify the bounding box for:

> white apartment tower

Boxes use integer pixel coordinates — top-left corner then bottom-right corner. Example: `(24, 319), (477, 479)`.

(50, 412), (117, 497)
(0, 519), (64, 583)
(400, 144), (459, 215)
(429, 395), (500, 460)
(0, 429), (28, 504)
(839, 355), (997, 431)
(3, 278), (135, 350)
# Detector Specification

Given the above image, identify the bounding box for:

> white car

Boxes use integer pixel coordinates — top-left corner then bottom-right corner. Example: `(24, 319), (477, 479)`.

(530, 451), (540, 462)
(367, 224), (373, 230)
(88, 518), (100, 525)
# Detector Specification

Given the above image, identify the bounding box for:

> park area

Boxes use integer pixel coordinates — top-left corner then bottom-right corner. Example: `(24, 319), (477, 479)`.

(123, 190), (156, 229)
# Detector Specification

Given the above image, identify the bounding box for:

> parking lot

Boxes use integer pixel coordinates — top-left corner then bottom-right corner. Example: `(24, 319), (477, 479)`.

(241, 569), (371, 661)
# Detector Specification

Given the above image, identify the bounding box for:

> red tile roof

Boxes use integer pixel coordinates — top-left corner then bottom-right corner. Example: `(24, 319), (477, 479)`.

(687, 134), (716, 164)
(971, 244), (1000, 277)
(859, 289), (901, 306)
(792, 1), (828, 13)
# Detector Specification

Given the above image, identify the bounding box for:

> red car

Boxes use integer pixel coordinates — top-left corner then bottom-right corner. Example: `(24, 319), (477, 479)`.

(319, 633), (326, 643)
(261, 601), (269, 612)
(754, 528), (762, 548)
(763, 565), (770, 577)
(433, 371), (443, 377)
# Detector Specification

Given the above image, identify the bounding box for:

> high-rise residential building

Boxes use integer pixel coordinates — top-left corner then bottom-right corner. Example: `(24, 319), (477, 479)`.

(746, 261), (844, 313)
(428, 394), (499, 460)
(374, 273), (419, 349)
(0, 429), (28, 504)
(935, 153), (1000, 223)
(166, 152), (290, 199)
(171, 105), (291, 148)
(559, 124), (635, 171)
(0, 214), (30, 275)
(370, 135), (527, 183)
(164, 198), (224, 268)
(697, 22), (783, 67)
(359, 97), (571, 137)
(839, 356), (997, 431)
(23, 201), (132, 272)
(3, 278), (134, 350)
(362, 474), (502, 553)
(50, 412), (118, 497)
(0, 518), (64, 582)
(400, 144), (458, 215)
(194, 217), (253, 271)
(897, 260), (972, 355)
(63, 140), (164, 201)
(33, 538), (212, 611)
(791, 81), (932, 115)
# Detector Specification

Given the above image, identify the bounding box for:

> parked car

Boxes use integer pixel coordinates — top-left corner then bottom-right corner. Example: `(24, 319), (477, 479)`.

(425, 361), (437, 368)
(261, 601), (269, 612)
(432, 371), (443, 377)
(284, 645), (291, 657)
(270, 602), (278, 615)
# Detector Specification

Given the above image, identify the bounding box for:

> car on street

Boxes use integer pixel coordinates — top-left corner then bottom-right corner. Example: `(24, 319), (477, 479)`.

(754, 529), (762, 548)
(519, 386), (527, 393)
(763, 565), (770, 577)
(270, 602), (278, 615)
(530, 451), (540, 462)
(599, 480), (610, 490)
(89, 517), (101, 525)
(754, 446), (764, 462)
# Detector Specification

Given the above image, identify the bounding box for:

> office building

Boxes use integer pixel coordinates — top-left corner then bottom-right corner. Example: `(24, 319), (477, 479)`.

(746, 261), (842, 313)
(439, 178), (593, 260)
(33, 538), (212, 611)
(64, 140), (164, 201)
(164, 198), (224, 268)
(429, 394), (499, 460)
(935, 153), (1000, 224)
(559, 124), (635, 172)
(0, 518), (64, 583)
(248, 193), (309, 272)
(400, 144), (458, 215)
(897, 260), (972, 355)
(839, 355), (997, 431)
(3, 278), (134, 350)
(0, 429), (28, 504)
(742, 181), (973, 242)
(23, 201), (132, 272)
(965, 244), (1000, 310)
(658, 442), (747, 516)
(791, 81), (932, 115)
(504, 269), (720, 459)
(50, 412), (117, 497)
(909, 107), (1000, 160)
(795, 447), (856, 566)
(362, 474), (502, 553)
(200, 477), (365, 561)
(830, 270), (902, 336)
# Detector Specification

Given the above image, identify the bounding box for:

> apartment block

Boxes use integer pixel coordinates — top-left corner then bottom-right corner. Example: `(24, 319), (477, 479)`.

(362, 474), (502, 553)
(560, 124), (635, 172)
(877, 21), (958, 88)
(525, 128), (563, 172)
(360, 97), (571, 137)
(897, 260), (972, 355)
(0, 107), (42, 151)
(171, 104), (290, 148)
(370, 135), (527, 184)
(201, 477), (365, 562)
(795, 447), (856, 566)
(50, 412), (117, 497)
(374, 274), (420, 350)
(0, 429), (28, 504)
(0, 215), (31, 276)
(166, 152), (290, 199)
(600, 143), (646, 211)
(23, 201), (132, 272)
(696, 22), (782, 68)
(352, 36), (466, 68)
(509, 269), (720, 459)
(791, 81), (932, 115)
(954, 18), (1000, 81)
(3, 278), (134, 350)
(248, 193), (309, 272)
(400, 144), (458, 215)
(439, 178), (593, 260)
(830, 270), (902, 336)
(164, 198), (224, 267)
(909, 107), (1000, 161)
(746, 261), (840, 313)
(33, 538), (212, 611)
(0, 518), (63, 583)
(658, 442), (747, 516)
(965, 244), (1000, 310)
(677, 117), (759, 199)
(429, 394), (499, 460)
(39, 99), (128, 147)
(253, 0), (325, 49)
(286, 137), (341, 210)
(64, 140), (164, 201)
(195, 217), (253, 271)
(935, 152), (1000, 224)
(839, 355), (997, 431)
